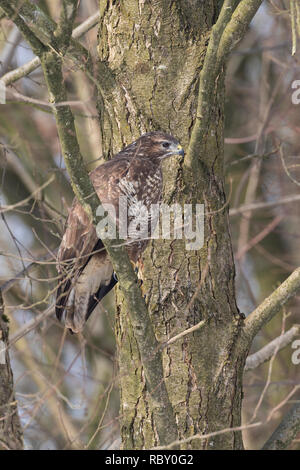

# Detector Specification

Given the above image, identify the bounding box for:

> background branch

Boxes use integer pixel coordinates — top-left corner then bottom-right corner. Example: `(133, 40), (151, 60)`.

(0, 1), (46, 56)
(262, 401), (300, 449)
(0, 0), (93, 76)
(244, 268), (300, 341)
(245, 325), (300, 371)
(55, 0), (79, 54)
(185, 0), (235, 170)
(0, 11), (100, 86)
(217, 0), (264, 66)
(229, 194), (300, 216)
(185, 0), (263, 170)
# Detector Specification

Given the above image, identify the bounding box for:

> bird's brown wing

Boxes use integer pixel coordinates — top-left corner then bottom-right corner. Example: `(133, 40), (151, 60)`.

(56, 155), (132, 332)
(55, 199), (100, 321)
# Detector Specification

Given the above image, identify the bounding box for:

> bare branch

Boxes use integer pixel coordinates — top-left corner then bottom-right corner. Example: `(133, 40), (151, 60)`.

(290, 0), (300, 56)
(217, 0), (264, 65)
(0, 56), (40, 87)
(262, 402), (300, 449)
(0, 11), (99, 86)
(0, 251), (55, 294)
(236, 215), (283, 260)
(8, 306), (54, 348)
(229, 194), (300, 216)
(245, 325), (300, 371)
(0, 0), (94, 81)
(10, 314), (82, 448)
(185, 0), (263, 170)
(244, 268), (300, 341)
(152, 422), (262, 450)
(185, 0), (235, 170)
(161, 320), (206, 349)
(279, 145), (300, 187)
(0, 2), (46, 57)
(55, 0), (79, 54)
(0, 24), (21, 74)
(0, 175), (55, 214)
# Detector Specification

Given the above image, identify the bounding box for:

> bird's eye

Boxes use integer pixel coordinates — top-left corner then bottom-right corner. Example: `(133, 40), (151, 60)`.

(162, 142), (170, 148)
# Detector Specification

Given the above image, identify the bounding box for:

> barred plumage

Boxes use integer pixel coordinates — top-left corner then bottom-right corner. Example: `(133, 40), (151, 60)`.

(56, 131), (184, 333)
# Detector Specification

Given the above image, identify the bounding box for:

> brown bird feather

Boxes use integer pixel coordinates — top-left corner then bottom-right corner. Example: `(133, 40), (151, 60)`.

(56, 131), (184, 333)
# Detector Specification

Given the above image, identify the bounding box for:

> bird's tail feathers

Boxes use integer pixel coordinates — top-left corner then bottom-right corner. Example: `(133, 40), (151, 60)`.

(58, 255), (116, 333)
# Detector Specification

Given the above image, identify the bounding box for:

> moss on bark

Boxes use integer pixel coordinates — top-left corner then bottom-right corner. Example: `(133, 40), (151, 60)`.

(97, 0), (250, 450)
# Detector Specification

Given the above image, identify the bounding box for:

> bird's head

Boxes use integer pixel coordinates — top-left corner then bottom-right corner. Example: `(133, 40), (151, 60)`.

(133, 131), (184, 161)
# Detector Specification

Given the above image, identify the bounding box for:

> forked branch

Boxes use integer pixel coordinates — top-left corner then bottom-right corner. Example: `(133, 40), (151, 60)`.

(185, 0), (263, 170)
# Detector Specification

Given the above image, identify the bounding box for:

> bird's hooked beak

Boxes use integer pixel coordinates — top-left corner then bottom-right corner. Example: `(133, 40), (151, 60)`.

(160, 143), (185, 160)
(176, 144), (185, 157)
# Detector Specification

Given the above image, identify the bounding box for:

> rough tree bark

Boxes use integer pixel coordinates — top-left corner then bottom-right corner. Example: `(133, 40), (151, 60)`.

(97, 0), (250, 449)
(0, 292), (23, 450)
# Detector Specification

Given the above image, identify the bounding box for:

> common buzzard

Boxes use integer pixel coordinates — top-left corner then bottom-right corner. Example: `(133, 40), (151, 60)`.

(56, 131), (184, 333)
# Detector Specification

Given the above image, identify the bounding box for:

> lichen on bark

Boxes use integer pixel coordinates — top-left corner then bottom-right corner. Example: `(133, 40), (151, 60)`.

(97, 0), (250, 450)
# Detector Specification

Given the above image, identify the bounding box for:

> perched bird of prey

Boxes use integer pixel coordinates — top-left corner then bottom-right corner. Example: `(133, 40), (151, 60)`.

(56, 131), (184, 333)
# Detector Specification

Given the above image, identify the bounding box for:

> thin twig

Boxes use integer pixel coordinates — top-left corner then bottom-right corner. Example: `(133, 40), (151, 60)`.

(0, 175), (55, 214)
(152, 422), (262, 450)
(236, 215), (283, 260)
(229, 194), (300, 216)
(245, 325), (300, 371)
(0, 10), (100, 86)
(244, 267), (300, 341)
(263, 400), (300, 449)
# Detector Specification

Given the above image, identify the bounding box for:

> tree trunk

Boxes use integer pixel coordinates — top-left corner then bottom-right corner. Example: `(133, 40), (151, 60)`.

(97, 0), (249, 449)
(0, 292), (23, 450)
